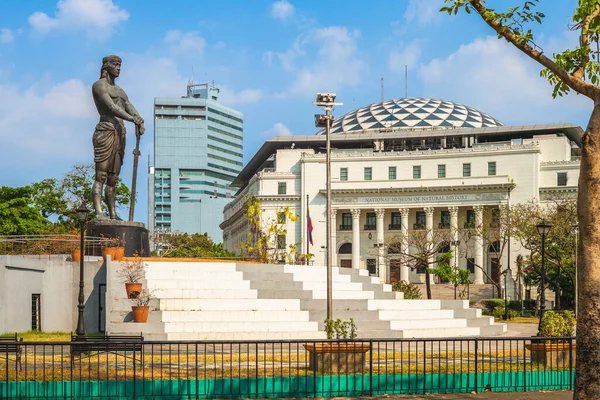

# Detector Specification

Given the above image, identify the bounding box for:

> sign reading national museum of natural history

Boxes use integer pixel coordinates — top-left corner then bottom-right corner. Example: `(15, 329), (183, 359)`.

(332, 193), (507, 205)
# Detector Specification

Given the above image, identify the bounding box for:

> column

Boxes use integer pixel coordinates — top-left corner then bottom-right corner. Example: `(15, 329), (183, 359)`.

(448, 206), (459, 269)
(331, 209), (338, 267)
(375, 208), (386, 282)
(424, 207), (435, 285)
(399, 208), (410, 282)
(351, 209), (361, 270)
(474, 205), (485, 284)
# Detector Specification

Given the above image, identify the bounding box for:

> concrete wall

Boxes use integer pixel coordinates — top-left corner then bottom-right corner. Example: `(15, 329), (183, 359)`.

(0, 255), (105, 334)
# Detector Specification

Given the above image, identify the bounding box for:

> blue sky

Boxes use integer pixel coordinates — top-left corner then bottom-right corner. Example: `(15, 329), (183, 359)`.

(0, 0), (591, 225)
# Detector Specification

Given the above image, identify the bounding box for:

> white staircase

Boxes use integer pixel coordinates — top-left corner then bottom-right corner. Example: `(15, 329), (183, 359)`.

(106, 261), (506, 340)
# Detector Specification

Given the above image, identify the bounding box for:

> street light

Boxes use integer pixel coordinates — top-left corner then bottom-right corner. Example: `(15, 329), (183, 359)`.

(313, 92), (342, 320)
(75, 204), (90, 337)
(536, 219), (552, 336)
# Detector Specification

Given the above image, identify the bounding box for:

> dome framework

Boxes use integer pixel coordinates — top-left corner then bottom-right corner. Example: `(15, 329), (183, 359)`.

(319, 98), (504, 135)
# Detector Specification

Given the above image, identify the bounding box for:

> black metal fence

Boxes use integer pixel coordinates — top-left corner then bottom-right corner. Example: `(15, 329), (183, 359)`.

(0, 337), (575, 399)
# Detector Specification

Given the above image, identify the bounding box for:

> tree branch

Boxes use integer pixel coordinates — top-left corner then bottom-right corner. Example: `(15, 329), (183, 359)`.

(574, 2), (600, 80)
(469, 0), (600, 100)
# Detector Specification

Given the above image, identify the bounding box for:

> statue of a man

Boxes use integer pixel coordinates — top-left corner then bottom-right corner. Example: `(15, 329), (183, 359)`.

(91, 55), (144, 219)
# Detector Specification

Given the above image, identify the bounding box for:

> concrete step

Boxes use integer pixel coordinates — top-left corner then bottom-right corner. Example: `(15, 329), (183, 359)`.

(158, 298), (303, 311)
(165, 331), (327, 340)
(108, 321), (165, 333)
(249, 280), (305, 290)
(300, 299), (370, 311)
(152, 288), (258, 299)
(480, 323), (507, 335)
(378, 309), (456, 320)
(465, 316), (494, 327)
(368, 299), (443, 311)
(145, 271), (245, 280)
(164, 321), (319, 333)
(309, 310), (381, 321)
(302, 281), (365, 291)
(389, 319), (468, 330)
(160, 310), (311, 322)
(400, 327), (482, 338)
(146, 279), (251, 290)
(317, 320), (392, 331)
(146, 262), (238, 272)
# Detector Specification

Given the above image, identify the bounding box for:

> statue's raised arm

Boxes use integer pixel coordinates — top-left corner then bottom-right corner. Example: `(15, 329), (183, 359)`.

(91, 55), (144, 220)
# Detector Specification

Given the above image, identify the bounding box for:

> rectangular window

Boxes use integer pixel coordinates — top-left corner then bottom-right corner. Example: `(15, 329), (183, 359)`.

(31, 294), (41, 331)
(413, 165), (421, 179)
(438, 164), (446, 178)
(277, 212), (286, 224)
(557, 172), (568, 186)
(415, 211), (426, 229)
(364, 167), (372, 180)
(488, 161), (497, 176)
(365, 212), (376, 230)
(390, 212), (401, 229)
(466, 209), (476, 228)
(463, 163), (471, 177)
(467, 258), (475, 274)
(277, 234), (286, 249)
(440, 211), (450, 228)
(341, 213), (352, 230)
(340, 167), (348, 181)
(277, 182), (286, 195)
(367, 259), (377, 276)
(416, 261), (427, 274)
(388, 166), (396, 180)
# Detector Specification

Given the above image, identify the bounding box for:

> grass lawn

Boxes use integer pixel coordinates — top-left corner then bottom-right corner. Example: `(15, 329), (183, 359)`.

(0, 331), (104, 342)
(506, 317), (539, 324)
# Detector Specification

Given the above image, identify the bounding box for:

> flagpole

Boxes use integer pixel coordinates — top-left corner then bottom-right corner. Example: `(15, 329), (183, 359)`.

(307, 194), (310, 257)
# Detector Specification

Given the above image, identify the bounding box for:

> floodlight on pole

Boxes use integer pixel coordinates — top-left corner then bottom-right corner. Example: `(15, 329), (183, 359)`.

(313, 92), (343, 321)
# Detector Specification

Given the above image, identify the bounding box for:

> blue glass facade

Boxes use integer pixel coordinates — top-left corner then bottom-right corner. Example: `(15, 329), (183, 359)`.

(149, 83), (243, 242)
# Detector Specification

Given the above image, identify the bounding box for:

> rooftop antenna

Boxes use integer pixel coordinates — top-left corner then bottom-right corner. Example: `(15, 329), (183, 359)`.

(405, 65), (408, 98)
(380, 77), (384, 101)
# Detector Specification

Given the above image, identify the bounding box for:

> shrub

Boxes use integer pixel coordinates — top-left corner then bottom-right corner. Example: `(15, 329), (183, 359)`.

(481, 298), (505, 312)
(324, 318), (357, 339)
(508, 299), (536, 311)
(392, 281), (422, 299)
(539, 311), (576, 338)
(493, 307), (519, 320)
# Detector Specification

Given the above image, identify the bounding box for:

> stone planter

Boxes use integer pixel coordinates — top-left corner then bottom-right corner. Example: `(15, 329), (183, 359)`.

(131, 306), (149, 323)
(125, 282), (142, 299)
(303, 343), (371, 373)
(525, 342), (576, 368)
(102, 247), (124, 262)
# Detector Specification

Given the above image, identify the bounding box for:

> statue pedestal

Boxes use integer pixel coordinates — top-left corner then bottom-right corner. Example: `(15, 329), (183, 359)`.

(87, 220), (150, 257)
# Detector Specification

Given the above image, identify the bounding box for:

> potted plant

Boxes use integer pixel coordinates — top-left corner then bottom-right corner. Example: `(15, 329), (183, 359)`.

(101, 237), (125, 261)
(526, 310), (576, 368)
(131, 289), (154, 323)
(303, 318), (370, 373)
(117, 255), (146, 299)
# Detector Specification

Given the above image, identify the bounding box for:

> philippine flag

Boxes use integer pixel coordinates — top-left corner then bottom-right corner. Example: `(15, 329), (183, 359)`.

(307, 207), (314, 245)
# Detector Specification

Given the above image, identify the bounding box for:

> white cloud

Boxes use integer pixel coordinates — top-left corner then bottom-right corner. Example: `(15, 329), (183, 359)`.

(404, 0), (444, 26)
(389, 40), (422, 72)
(271, 0), (296, 21)
(0, 28), (14, 44)
(272, 26), (367, 97)
(28, 0), (129, 38)
(164, 30), (206, 54)
(219, 85), (264, 106)
(261, 122), (292, 139)
(419, 36), (592, 126)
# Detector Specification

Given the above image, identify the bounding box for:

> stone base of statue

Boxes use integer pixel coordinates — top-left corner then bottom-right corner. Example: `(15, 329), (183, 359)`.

(87, 220), (150, 257)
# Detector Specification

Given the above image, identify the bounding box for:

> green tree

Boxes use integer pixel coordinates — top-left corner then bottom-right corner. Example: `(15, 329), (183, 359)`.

(441, 2), (596, 395)
(154, 231), (239, 259)
(0, 186), (51, 235)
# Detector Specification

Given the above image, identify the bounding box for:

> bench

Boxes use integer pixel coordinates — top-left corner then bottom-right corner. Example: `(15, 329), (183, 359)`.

(70, 333), (144, 365)
(0, 333), (23, 371)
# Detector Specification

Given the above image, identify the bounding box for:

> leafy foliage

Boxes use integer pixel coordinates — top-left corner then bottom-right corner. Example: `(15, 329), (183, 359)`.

(154, 232), (239, 259)
(324, 318), (358, 339)
(117, 255), (146, 283)
(539, 310), (576, 338)
(0, 186), (52, 235)
(392, 280), (422, 299)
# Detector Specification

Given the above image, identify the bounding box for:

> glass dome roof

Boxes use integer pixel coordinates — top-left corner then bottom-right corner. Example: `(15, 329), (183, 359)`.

(318, 98), (503, 134)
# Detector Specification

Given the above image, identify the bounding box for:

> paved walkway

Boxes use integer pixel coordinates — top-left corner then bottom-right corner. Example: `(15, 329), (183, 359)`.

(326, 391), (572, 400)
(500, 323), (538, 337)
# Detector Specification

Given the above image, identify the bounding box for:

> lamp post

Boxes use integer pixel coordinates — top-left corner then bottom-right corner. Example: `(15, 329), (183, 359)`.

(536, 220), (551, 336)
(313, 93), (342, 320)
(75, 204), (90, 337)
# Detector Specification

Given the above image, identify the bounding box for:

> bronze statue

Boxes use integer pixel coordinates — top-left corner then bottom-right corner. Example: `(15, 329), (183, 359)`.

(92, 55), (144, 219)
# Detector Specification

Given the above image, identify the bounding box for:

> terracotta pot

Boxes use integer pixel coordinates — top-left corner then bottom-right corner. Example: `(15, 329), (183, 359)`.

(132, 305), (149, 323)
(71, 249), (81, 262)
(102, 247), (124, 261)
(125, 282), (142, 299)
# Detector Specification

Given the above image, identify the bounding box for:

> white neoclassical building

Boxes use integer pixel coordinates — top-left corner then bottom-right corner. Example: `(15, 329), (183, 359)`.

(221, 98), (582, 290)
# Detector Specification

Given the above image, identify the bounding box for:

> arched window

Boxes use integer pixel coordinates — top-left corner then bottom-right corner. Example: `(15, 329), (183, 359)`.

(338, 243), (352, 254)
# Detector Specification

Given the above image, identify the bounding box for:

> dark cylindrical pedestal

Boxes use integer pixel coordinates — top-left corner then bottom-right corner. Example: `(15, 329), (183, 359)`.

(87, 220), (150, 257)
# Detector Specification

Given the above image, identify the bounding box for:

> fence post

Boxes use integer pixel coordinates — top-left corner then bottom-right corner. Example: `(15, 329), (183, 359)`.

(474, 338), (479, 394)
(423, 340), (427, 395)
(369, 339), (373, 397)
(569, 339), (573, 390)
(133, 347), (137, 400)
(255, 342), (260, 398)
